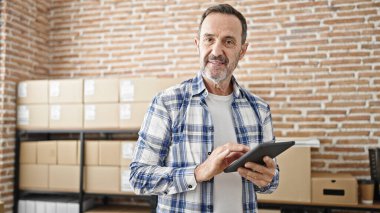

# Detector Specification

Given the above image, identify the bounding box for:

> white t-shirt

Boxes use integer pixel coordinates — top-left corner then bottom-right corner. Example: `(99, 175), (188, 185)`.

(205, 92), (242, 213)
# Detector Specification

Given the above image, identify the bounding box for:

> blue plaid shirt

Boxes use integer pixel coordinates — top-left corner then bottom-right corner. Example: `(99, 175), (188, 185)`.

(130, 72), (279, 213)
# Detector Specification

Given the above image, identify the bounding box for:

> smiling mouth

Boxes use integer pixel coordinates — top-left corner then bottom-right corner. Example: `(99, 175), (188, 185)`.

(208, 60), (226, 66)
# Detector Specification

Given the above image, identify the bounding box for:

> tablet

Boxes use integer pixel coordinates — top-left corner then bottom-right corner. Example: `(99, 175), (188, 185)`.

(224, 141), (295, 173)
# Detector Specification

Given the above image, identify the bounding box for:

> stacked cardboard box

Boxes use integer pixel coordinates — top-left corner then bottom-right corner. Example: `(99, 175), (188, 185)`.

(84, 79), (119, 129)
(20, 140), (136, 194)
(17, 77), (186, 130)
(18, 197), (94, 213)
(119, 78), (185, 130)
(85, 140), (136, 194)
(17, 80), (49, 129)
(19, 141), (80, 192)
(49, 79), (84, 129)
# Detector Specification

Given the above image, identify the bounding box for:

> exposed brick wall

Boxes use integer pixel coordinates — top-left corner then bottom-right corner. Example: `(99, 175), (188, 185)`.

(0, 0), (50, 212)
(48, 0), (380, 176)
(0, 0), (379, 212)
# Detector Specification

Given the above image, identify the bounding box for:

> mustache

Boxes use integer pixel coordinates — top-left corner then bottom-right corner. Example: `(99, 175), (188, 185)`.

(205, 54), (228, 64)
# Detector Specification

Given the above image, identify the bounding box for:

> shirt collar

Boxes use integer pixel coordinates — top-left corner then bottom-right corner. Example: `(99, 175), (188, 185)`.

(191, 71), (242, 98)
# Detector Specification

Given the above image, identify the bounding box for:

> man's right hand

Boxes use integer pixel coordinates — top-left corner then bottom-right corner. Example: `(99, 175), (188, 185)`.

(194, 143), (249, 182)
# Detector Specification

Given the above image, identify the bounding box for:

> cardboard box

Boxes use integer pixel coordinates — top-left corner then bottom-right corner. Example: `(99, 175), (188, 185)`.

(119, 78), (185, 102)
(49, 104), (83, 129)
(84, 79), (119, 103)
(312, 172), (358, 204)
(19, 164), (49, 190)
(17, 80), (49, 104)
(85, 166), (120, 193)
(17, 105), (49, 129)
(257, 146), (311, 202)
(120, 141), (136, 166)
(57, 140), (78, 165)
(49, 165), (80, 192)
(99, 141), (121, 166)
(85, 141), (99, 165)
(84, 104), (119, 129)
(37, 141), (57, 165)
(49, 79), (83, 104)
(119, 102), (149, 130)
(20, 142), (37, 164)
(120, 167), (133, 193)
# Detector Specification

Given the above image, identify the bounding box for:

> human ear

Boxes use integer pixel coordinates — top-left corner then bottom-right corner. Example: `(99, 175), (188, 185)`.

(239, 43), (248, 60)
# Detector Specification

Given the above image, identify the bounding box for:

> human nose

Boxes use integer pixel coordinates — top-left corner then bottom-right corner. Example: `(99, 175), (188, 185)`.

(211, 41), (223, 57)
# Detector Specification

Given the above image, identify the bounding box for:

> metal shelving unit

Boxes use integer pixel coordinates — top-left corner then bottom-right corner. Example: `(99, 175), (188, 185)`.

(13, 129), (155, 213)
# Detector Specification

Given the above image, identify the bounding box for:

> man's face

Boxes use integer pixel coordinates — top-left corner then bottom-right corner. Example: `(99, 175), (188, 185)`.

(195, 13), (248, 84)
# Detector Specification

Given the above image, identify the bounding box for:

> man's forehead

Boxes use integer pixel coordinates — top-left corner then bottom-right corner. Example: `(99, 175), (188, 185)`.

(200, 13), (242, 39)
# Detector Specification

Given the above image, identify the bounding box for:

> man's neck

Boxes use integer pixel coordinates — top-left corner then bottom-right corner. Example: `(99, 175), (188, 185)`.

(203, 76), (233, 96)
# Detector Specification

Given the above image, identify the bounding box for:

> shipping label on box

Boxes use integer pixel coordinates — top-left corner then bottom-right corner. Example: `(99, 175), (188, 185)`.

(85, 105), (96, 121)
(50, 105), (61, 121)
(18, 82), (27, 98)
(84, 80), (95, 96)
(17, 105), (29, 125)
(119, 80), (135, 102)
(50, 81), (60, 97)
(120, 104), (131, 120)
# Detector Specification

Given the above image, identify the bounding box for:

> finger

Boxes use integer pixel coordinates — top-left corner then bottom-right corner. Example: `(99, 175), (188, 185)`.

(225, 152), (244, 165)
(216, 149), (230, 161)
(263, 156), (276, 169)
(238, 168), (270, 187)
(245, 161), (275, 177)
(224, 143), (250, 152)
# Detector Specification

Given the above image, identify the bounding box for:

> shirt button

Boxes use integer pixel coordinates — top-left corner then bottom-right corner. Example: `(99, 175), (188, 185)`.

(208, 127), (213, 131)
(188, 185), (192, 189)
(208, 152), (211, 155)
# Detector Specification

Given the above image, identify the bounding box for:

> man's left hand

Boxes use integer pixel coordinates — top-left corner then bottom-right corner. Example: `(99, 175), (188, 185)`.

(237, 156), (276, 188)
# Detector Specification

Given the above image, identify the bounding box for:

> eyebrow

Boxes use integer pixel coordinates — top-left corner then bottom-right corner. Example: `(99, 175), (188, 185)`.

(202, 33), (237, 41)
